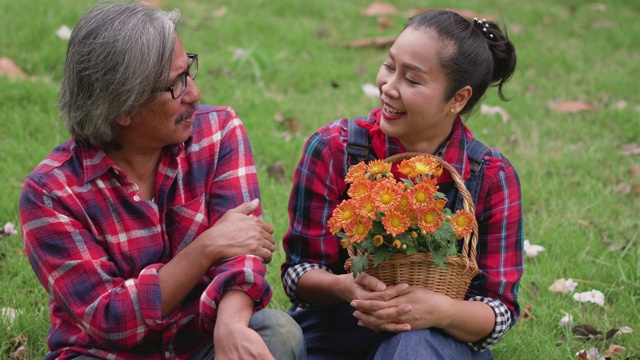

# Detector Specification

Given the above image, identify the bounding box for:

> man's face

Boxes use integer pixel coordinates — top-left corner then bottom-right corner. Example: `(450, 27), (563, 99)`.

(120, 36), (201, 150)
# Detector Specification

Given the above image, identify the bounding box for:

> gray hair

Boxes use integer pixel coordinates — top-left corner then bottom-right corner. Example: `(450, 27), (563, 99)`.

(58, 1), (180, 148)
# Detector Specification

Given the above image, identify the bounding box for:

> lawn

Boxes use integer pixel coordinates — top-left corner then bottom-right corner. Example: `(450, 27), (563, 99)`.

(1, 0), (639, 358)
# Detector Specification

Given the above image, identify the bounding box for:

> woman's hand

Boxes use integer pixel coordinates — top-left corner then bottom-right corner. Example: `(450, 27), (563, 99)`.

(350, 286), (454, 333)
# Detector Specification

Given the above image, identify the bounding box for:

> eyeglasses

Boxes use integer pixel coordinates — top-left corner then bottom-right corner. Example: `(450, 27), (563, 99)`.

(156, 53), (198, 99)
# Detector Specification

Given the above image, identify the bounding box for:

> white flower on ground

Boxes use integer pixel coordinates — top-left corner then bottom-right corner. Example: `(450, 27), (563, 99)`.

(559, 312), (573, 327)
(56, 25), (72, 40)
(573, 289), (605, 307)
(361, 83), (379, 98)
(548, 278), (578, 294)
(3, 222), (17, 235)
(523, 239), (545, 258)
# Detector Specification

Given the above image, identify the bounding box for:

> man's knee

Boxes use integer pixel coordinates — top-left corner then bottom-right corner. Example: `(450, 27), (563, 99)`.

(250, 308), (305, 359)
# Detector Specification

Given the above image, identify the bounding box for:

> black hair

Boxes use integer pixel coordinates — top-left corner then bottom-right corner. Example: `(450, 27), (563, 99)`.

(405, 10), (517, 114)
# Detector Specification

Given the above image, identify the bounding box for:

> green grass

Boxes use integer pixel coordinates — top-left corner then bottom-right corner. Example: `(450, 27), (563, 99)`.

(1, 0), (639, 358)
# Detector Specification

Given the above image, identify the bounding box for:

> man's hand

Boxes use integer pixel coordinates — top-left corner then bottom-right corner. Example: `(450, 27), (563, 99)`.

(214, 290), (274, 360)
(198, 199), (275, 264)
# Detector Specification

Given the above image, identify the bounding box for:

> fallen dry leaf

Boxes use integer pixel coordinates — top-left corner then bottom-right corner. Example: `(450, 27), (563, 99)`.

(377, 16), (394, 30)
(343, 36), (396, 48)
(573, 324), (603, 343)
(140, 0), (163, 8)
(480, 104), (510, 122)
(0, 57), (28, 81)
(552, 100), (599, 113)
(518, 303), (534, 327)
(267, 162), (286, 184)
(361, 2), (398, 16)
(604, 344), (626, 357)
(213, 7), (228, 17)
(621, 143), (640, 156)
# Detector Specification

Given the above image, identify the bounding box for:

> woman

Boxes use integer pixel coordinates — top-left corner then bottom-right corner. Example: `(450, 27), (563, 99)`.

(281, 9), (523, 359)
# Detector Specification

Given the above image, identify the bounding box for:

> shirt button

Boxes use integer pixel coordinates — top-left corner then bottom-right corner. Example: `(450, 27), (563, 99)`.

(133, 195), (140, 201)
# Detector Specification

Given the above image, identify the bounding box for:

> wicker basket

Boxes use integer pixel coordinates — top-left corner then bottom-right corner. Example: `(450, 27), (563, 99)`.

(343, 152), (479, 300)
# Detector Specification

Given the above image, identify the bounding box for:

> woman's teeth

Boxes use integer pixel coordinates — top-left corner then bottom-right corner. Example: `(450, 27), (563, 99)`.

(384, 104), (406, 115)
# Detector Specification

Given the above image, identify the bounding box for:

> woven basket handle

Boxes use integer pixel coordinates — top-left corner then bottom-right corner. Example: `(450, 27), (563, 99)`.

(346, 152), (479, 262)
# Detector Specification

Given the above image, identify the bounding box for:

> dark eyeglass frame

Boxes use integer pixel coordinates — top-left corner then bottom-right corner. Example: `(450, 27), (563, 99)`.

(155, 53), (198, 99)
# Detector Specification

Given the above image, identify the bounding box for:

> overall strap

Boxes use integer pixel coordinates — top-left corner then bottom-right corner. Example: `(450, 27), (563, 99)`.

(456, 137), (489, 210)
(345, 118), (374, 169)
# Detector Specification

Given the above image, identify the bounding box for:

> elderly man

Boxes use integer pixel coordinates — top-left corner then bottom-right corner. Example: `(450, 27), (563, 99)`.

(19, 1), (304, 359)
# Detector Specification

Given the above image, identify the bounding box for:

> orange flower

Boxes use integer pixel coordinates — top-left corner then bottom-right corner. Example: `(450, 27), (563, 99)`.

(417, 205), (442, 234)
(347, 178), (371, 199)
(371, 178), (403, 212)
(397, 159), (418, 178)
(392, 239), (402, 249)
(435, 198), (447, 210)
(372, 235), (384, 247)
(382, 210), (411, 237)
(340, 238), (351, 249)
(451, 210), (474, 239)
(409, 155), (440, 176)
(331, 200), (357, 227)
(344, 216), (372, 243)
(367, 159), (392, 177)
(345, 162), (367, 184)
(408, 178), (438, 208)
(355, 195), (377, 220)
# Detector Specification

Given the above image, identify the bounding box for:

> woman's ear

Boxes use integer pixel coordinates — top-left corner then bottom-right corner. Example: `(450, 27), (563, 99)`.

(450, 86), (473, 113)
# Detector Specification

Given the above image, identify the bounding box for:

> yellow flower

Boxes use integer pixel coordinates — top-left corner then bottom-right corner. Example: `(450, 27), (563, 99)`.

(392, 239), (402, 249)
(340, 238), (351, 249)
(367, 160), (392, 176)
(373, 235), (384, 247)
(451, 210), (474, 239)
(417, 205), (442, 234)
(345, 162), (367, 184)
(371, 178), (403, 212)
(382, 210), (410, 237)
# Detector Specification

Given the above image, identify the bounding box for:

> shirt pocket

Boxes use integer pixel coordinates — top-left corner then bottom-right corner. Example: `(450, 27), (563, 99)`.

(166, 193), (210, 255)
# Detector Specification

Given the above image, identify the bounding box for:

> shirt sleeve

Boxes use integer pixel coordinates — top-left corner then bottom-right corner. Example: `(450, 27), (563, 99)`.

(467, 152), (524, 347)
(20, 178), (163, 349)
(281, 124), (349, 305)
(466, 296), (512, 351)
(199, 255), (272, 331)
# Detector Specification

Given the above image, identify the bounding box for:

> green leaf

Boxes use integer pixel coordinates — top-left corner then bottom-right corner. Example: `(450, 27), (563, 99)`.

(351, 254), (370, 277)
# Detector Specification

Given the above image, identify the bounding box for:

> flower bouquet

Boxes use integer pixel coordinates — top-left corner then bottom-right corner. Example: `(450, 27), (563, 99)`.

(333, 153), (479, 300)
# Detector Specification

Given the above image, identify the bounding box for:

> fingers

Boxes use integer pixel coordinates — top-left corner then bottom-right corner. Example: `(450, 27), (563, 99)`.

(353, 305), (412, 332)
(354, 272), (386, 292)
(229, 198), (260, 215)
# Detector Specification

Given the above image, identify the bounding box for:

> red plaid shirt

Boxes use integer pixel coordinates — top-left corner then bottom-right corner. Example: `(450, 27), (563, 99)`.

(282, 108), (524, 350)
(20, 105), (272, 360)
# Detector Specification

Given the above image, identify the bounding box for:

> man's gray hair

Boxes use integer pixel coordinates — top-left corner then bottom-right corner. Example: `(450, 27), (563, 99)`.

(59, 1), (180, 148)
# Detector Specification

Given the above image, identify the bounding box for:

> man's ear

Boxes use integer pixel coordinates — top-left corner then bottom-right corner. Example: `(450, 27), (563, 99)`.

(117, 114), (131, 126)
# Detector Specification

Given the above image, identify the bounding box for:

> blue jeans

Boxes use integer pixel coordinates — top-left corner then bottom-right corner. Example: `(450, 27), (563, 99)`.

(290, 303), (493, 360)
(74, 308), (305, 359)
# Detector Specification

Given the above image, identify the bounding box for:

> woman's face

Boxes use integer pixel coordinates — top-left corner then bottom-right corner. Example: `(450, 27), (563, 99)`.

(376, 27), (459, 153)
